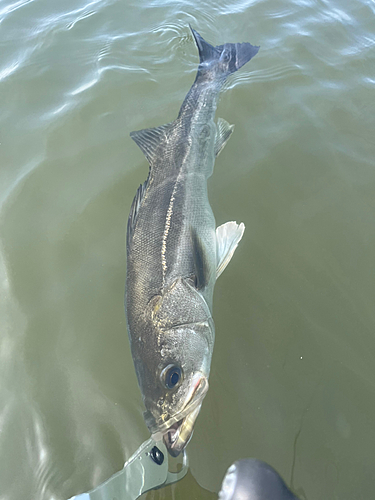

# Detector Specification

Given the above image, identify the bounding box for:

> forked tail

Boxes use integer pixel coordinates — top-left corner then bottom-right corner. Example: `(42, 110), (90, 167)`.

(190, 26), (260, 80)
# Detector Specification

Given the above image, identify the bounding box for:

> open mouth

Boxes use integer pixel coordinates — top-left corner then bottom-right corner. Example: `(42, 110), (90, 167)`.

(164, 420), (183, 447)
(163, 404), (203, 457)
(155, 374), (209, 457)
(150, 374), (209, 456)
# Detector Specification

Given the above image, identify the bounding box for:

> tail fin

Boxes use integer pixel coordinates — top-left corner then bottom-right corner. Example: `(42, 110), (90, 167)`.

(190, 27), (259, 78)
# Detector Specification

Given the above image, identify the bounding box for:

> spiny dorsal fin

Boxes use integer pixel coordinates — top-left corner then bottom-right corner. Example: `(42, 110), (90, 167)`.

(191, 228), (210, 290)
(215, 118), (235, 157)
(130, 123), (172, 165)
(216, 221), (245, 278)
(127, 177), (148, 249)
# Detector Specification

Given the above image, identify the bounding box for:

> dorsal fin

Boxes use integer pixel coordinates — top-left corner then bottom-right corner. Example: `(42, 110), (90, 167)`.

(127, 177), (148, 249)
(215, 118), (234, 157)
(130, 123), (172, 165)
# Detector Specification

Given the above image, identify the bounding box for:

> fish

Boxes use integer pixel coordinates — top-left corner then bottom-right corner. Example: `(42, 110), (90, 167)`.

(125, 27), (259, 457)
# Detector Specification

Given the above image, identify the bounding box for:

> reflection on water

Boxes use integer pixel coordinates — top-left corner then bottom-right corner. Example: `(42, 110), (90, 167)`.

(1, 0), (375, 499)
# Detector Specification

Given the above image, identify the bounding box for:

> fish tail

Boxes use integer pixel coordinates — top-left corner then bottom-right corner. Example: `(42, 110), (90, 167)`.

(190, 26), (259, 80)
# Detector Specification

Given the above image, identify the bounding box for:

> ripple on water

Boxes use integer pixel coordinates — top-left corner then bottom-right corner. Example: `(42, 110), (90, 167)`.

(0, 0), (34, 22)
(0, 59), (20, 80)
(66, 9), (96, 30)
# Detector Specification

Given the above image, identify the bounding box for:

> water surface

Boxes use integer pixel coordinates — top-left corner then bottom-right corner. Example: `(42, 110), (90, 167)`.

(1, 0), (375, 499)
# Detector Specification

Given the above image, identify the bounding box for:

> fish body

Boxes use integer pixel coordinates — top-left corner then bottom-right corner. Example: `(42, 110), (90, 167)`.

(126, 28), (259, 456)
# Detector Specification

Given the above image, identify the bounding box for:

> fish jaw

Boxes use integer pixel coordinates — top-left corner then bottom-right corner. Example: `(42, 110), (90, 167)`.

(163, 404), (202, 457)
(151, 373), (209, 456)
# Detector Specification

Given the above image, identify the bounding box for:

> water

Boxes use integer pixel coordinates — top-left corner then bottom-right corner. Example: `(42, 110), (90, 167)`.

(1, 0), (375, 498)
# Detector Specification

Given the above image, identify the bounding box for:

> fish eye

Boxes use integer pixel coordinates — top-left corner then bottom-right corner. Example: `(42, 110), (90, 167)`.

(161, 365), (182, 390)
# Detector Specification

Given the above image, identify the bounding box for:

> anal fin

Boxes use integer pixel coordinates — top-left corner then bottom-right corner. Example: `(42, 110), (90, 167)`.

(216, 221), (245, 278)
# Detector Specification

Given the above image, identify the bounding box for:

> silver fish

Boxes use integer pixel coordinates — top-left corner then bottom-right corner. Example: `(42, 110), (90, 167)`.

(126, 28), (259, 457)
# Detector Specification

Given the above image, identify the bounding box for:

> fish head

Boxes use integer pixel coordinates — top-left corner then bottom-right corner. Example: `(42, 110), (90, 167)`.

(139, 319), (214, 457)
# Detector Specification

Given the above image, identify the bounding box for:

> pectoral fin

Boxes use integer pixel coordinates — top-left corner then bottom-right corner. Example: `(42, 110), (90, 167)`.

(214, 118), (234, 157)
(216, 221), (245, 278)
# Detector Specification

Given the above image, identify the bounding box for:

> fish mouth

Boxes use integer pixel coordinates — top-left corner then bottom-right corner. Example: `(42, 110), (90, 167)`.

(163, 404), (202, 457)
(152, 373), (209, 457)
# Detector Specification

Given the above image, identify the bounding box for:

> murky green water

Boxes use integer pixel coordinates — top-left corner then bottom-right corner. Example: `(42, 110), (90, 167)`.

(1, 0), (375, 499)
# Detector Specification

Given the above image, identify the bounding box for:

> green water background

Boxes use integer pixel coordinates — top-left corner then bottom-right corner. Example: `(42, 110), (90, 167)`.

(1, 0), (375, 498)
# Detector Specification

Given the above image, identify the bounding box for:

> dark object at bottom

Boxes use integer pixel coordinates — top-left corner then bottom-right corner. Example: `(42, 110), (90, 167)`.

(219, 458), (299, 500)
